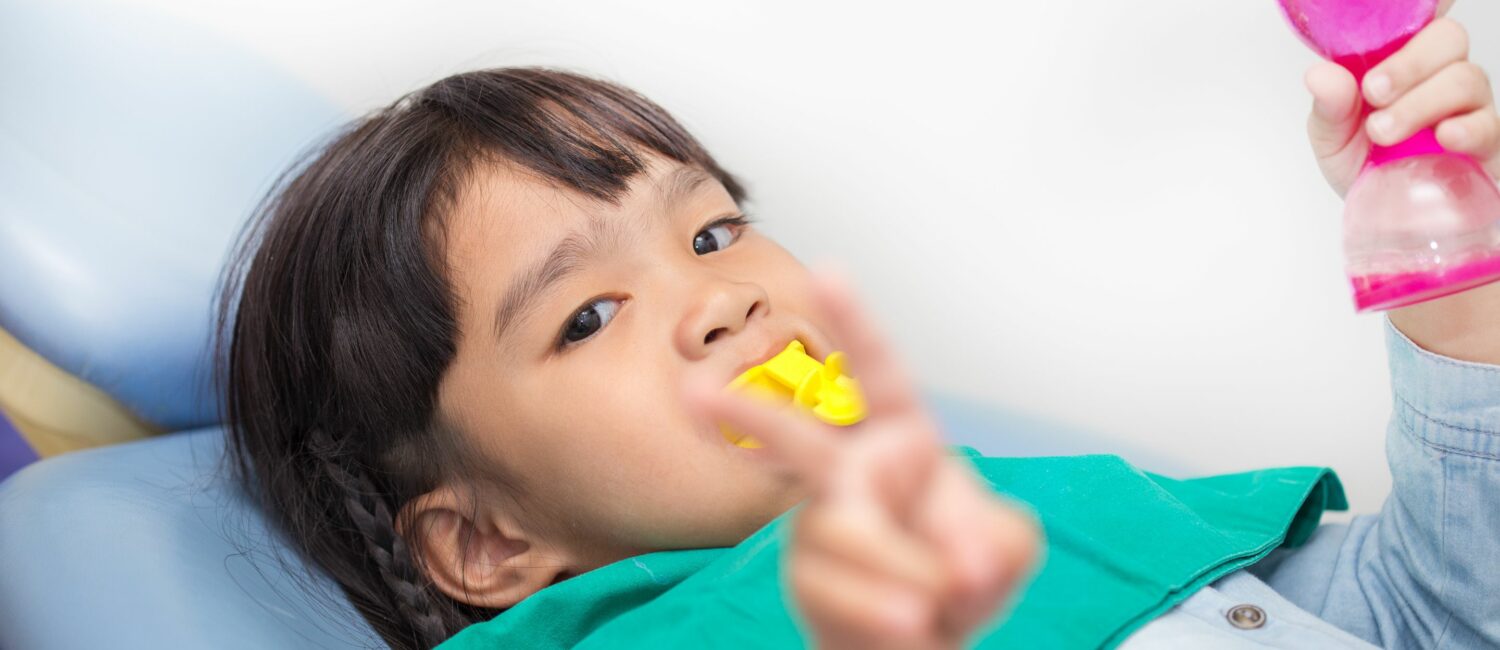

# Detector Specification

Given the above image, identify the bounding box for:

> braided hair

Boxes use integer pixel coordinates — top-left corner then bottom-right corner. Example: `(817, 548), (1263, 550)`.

(218, 67), (746, 649)
(309, 427), (449, 646)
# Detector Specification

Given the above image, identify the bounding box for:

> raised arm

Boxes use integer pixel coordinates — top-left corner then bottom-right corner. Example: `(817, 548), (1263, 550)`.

(1251, 16), (1500, 646)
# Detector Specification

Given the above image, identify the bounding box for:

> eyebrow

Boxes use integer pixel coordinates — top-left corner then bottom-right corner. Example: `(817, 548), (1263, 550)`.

(490, 166), (717, 342)
(656, 165), (714, 213)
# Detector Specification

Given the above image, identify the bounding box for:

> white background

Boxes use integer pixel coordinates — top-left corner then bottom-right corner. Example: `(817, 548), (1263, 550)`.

(123, 0), (1500, 514)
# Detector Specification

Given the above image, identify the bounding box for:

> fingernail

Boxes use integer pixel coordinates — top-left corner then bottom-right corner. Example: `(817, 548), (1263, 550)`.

(1368, 112), (1396, 139)
(1364, 72), (1391, 103)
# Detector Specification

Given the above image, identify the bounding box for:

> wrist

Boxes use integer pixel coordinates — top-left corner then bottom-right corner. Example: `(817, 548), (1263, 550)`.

(1388, 280), (1500, 365)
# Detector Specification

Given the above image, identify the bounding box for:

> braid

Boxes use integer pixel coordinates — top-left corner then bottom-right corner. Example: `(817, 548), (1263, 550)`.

(310, 428), (449, 649)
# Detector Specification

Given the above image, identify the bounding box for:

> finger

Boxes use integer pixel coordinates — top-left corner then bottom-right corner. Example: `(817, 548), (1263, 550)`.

(1368, 61), (1493, 146)
(831, 420), (942, 523)
(1363, 18), (1470, 108)
(1437, 109), (1500, 178)
(942, 503), (1042, 639)
(823, 425), (943, 534)
(684, 376), (840, 480)
(1305, 62), (1368, 196)
(796, 500), (948, 598)
(1305, 62), (1363, 160)
(790, 550), (933, 649)
(918, 464), (1043, 639)
(810, 267), (929, 423)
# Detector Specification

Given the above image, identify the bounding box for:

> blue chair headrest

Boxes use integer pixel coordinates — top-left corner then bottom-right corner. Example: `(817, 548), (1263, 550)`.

(0, 0), (344, 430)
(0, 427), (382, 648)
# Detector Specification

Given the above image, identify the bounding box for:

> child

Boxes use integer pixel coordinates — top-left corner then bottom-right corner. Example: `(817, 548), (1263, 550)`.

(220, 12), (1500, 650)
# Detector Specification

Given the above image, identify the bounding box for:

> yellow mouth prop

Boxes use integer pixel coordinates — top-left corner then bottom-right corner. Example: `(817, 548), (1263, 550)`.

(721, 340), (867, 448)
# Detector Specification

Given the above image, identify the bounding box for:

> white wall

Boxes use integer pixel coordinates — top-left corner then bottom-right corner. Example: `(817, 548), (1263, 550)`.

(121, 0), (1500, 514)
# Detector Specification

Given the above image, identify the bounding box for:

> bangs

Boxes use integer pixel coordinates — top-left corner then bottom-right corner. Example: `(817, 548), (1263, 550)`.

(416, 68), (746, 205)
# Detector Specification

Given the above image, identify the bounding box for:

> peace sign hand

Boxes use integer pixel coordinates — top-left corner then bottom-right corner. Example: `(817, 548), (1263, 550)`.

(684, 271), (1042, 650)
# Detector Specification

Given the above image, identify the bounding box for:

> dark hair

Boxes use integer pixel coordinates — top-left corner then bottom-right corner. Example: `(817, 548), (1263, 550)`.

(217, 67), (746, 649)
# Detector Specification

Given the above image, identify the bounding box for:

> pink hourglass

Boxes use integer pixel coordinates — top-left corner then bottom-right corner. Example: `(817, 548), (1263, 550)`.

(1278, 0), (1500, 312)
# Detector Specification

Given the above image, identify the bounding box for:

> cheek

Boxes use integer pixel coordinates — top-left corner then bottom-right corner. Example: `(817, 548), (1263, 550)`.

(499, 357), (721, 496)
(516, 362), (796, 550)
(749, 260), (845, 386)
(753, 249), (829, 335)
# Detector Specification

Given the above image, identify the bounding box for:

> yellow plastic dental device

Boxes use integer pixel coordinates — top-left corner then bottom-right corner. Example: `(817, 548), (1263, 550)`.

(721, 340), (867, 448)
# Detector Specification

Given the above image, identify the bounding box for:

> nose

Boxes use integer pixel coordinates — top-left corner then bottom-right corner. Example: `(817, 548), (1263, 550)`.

(675, 278), (770, 360)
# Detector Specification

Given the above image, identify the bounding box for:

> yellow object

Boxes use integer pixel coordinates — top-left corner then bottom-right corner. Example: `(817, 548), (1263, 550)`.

(721, 340), (867, 448)
(0, 325), (161, 457)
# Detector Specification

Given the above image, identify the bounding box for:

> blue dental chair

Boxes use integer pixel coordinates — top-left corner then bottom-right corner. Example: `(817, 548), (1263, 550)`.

(0, 2), (1180, 648)
(0, 2), (378, 647)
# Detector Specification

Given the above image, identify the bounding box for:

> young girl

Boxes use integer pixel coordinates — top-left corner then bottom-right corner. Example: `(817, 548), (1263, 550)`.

(220, 13), (1500, 650)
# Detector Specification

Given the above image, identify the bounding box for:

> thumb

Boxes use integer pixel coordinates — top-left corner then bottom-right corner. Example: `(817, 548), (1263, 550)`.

(1304, 62), (1362, 159)
(1304, 62), (1367, 196)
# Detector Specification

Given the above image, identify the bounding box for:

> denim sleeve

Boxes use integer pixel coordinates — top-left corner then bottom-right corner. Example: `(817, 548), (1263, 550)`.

(1249, 316), (1500, 649)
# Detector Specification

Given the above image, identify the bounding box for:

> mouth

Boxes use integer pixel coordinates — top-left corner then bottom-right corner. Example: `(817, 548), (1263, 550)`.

(716, 333), (814, 451)
(729, 334), (816, 386)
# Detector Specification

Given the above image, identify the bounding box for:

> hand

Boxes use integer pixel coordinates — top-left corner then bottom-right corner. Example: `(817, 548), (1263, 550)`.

(1304, 14), (1500, 197)
(684, 271), (1041, 650)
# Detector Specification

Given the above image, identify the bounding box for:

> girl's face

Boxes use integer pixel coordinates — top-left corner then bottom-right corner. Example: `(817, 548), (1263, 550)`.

(435, 157), (833, 574)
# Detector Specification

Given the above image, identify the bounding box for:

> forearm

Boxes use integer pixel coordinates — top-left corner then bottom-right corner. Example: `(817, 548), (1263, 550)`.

(1388, 280), (1500, 364)
(1251, 315), (1500, 648)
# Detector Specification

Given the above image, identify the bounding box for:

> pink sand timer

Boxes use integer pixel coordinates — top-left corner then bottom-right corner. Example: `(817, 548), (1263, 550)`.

(1278, 0), (1500, 312)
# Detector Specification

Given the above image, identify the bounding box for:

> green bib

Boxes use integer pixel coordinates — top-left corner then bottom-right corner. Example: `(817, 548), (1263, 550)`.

(439, 452), (1345, 649)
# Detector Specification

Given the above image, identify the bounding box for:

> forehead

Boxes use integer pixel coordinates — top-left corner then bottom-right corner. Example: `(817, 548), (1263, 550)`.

(440, 156), (721, 336)
(446, 156), (709, 259)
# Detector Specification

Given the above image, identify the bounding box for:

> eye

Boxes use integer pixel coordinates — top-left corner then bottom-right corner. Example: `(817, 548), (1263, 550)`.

(559, 297), (622, 347)
(692, 216), (748, 255)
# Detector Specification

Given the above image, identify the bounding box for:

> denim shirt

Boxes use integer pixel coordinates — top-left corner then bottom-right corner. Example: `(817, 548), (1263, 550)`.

(1122, 316), (1500, 649)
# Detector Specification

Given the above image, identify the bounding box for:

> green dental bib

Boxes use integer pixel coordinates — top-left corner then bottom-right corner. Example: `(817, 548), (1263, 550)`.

(439, 452), (1345, 649)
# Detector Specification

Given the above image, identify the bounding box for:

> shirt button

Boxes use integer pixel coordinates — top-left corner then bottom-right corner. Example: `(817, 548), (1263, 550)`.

(1227, 604), (1267, 630)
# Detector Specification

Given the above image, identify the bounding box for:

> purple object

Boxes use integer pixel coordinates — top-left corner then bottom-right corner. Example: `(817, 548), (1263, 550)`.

(0, 409), (38, 482)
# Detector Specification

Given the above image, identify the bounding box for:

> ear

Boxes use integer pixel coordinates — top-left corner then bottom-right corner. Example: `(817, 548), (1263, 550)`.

(397, 484), (575, 609)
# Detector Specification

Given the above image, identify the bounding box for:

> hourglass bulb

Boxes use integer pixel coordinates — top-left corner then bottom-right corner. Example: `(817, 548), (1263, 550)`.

(1278, 0), (1500, 311)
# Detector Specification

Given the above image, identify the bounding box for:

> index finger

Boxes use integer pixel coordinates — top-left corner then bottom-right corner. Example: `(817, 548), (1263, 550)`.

(1364, 18), (1469, 108)
(683, 375), (841, 484)
(811, 267), (931, 425)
